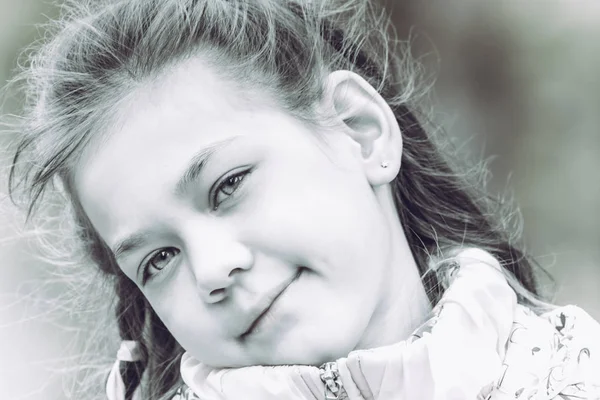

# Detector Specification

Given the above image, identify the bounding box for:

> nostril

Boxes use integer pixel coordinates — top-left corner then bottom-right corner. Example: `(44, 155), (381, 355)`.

(228, 267), (245, 277)
(209, 288), (227, 298)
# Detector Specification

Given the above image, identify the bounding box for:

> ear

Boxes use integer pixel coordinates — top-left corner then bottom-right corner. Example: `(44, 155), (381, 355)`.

(322, 70), (403, 186)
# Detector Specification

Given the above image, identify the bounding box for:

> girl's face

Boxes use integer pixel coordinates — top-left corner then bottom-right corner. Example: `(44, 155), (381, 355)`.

(75, 58), (428, 368)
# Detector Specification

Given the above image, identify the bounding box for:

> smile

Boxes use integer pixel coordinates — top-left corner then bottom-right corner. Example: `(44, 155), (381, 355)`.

(239, 268), (303, 340)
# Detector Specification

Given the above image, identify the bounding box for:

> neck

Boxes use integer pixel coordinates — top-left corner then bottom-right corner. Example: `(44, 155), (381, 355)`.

(355, 185), (432, 349)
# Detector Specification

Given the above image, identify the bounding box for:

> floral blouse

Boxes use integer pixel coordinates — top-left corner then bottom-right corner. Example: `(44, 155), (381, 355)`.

(479, 304), (600, 400)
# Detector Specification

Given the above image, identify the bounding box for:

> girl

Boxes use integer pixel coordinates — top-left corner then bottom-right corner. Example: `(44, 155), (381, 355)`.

(6, 0), (599, 399)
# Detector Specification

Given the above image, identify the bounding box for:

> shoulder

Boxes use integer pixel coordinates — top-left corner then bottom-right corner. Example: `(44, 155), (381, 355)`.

(454, 247), (501, 267)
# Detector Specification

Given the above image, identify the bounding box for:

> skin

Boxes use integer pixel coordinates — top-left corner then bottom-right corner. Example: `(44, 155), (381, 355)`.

(74, 56), (432, 368)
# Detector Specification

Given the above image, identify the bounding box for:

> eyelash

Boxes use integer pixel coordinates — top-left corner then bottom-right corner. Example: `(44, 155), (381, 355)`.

(211, 168), (251, 210)
(142, 247), (180, 284)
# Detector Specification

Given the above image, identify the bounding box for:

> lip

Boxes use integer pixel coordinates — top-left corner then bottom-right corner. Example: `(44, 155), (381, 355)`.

(239, 268), (303, 340)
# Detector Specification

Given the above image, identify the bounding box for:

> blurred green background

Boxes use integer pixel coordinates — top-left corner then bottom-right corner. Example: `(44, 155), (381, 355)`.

(1, 0), (599, 398)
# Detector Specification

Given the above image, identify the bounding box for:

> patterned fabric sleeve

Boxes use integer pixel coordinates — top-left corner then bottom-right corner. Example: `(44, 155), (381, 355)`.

(480, 305), (600, 400)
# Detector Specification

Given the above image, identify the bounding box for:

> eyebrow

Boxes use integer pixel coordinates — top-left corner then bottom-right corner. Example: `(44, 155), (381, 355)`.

(111, 137), (240, 261)
(113, 232), (150, 261)
(174, 136), (240, 196)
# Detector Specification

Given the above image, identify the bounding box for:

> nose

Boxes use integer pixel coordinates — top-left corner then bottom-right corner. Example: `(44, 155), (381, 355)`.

(186, 230), (254, 304)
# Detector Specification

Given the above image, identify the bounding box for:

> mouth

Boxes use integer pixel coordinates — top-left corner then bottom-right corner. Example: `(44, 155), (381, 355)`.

(239, 268), (303, 340)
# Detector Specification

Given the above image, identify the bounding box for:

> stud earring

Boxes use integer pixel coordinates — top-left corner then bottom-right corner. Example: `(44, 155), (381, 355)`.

(380, 161), (389, 168)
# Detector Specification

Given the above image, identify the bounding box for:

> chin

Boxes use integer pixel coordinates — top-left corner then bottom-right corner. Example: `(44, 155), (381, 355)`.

(269, 336), (358, 366)
(261, 351), (338, 367)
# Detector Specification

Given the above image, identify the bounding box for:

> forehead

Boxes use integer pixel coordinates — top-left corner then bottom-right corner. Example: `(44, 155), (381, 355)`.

(124, 56), (271, 131)
(72, 56), (292, 239)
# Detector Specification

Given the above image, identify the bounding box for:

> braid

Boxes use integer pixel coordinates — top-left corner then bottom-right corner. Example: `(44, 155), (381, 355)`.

(115, 272), (184, 398)
(115, 275), (148, 399)
(143, 312), (183, 398)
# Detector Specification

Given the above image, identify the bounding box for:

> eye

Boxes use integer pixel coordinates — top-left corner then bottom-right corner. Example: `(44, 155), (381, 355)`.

(212, 169), (250, 210)
(142, 247), (180, 284)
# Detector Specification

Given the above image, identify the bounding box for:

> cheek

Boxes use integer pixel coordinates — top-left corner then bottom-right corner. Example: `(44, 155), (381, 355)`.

(142, 278), (216, 347)
(244, 157), (389, 277)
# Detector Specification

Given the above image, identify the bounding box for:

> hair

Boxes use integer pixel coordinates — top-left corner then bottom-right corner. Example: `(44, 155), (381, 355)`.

(5, 0), (554, 398)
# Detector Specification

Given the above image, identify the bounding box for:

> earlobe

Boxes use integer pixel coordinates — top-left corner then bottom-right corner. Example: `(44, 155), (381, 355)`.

(322, 70), (403, 186)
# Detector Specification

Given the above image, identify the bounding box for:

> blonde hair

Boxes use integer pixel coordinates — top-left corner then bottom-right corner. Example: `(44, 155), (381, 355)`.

(6, 0), (553, 398)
